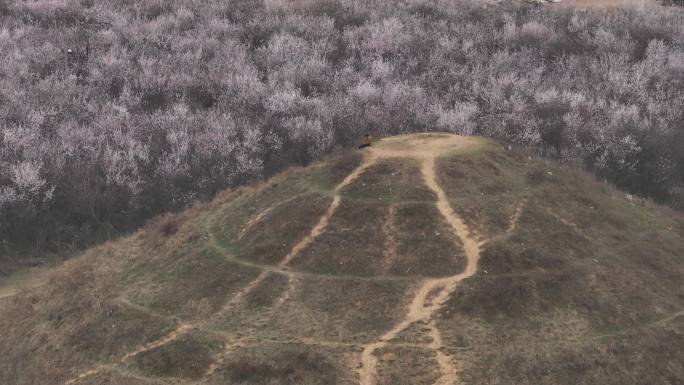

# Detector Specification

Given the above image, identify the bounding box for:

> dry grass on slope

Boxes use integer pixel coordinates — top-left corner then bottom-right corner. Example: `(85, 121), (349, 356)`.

(435, 141), (684, 385)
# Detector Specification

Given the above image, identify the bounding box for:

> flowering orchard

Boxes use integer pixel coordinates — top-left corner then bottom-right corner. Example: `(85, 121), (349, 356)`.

(1, 0), (683, 252)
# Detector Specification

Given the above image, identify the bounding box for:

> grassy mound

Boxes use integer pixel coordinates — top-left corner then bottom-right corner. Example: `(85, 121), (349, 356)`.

(1, 134), (682, 385)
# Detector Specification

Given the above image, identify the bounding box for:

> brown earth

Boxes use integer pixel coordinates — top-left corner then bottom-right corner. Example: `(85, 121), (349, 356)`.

(1, 133), (683, 385)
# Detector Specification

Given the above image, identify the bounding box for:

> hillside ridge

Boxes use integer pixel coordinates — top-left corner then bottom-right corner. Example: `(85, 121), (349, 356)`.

(63, 134), (481, 385)
(2, 133), (683, 385)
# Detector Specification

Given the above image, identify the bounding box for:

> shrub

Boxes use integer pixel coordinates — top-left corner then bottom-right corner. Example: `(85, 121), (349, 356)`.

(1, 0), (683, 256)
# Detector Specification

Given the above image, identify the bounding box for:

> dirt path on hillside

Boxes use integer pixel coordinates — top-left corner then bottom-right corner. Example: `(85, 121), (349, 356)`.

(428, 322), (459, 385)
(63, 134), (479, 385)
(118, 324), (191, 362)
(381, 205), (399, 273)
(238, 207), (275, 240)
(64, 324), (190, 385)
(280, 157), (376, 267)
(237, 194), (303, 240)
(359, 137), (481, 385)
(506, 200), (527, 235)
(217, 155), (377, 316)
(481, 199), (527, 247)
(63, 158), (374, 385)
(189, 157), (377, 383)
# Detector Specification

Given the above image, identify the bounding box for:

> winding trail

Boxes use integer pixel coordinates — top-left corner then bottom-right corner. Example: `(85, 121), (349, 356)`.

(358, 139), (481, 385)
(506, 199), (527, 235)
(63, 157), (374, 385)
(198, 156), (376, 383)
(34, 134), (684, 385)
(202, 340), (243, 379)
(63, 134), (479, 385)
(217, 155), (376, 316)
(381, 204), (399, 273)
(481, 198), (528, 247)
(280, 156), (376, 267)
(271, 275), (297, 313)
(64, 324), (190, 385)
(237, 206), (275, 240)
(237, 194), (302, 240)
(428, 322), (459, 385)
(218, 154), (376, 313)
(119, 324), (191, 362)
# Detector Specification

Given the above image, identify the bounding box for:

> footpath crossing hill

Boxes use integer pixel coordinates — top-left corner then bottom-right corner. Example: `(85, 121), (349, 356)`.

(1, 133), (683, 385)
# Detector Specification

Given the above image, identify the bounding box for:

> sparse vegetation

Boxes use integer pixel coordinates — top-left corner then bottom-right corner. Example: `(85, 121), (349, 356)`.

(435, 142), (684, 384)
(1, 135), (681, 384)
(1, 0), (683, 258)
(219, 347), (339, 385)
(127, 330), (222, 380)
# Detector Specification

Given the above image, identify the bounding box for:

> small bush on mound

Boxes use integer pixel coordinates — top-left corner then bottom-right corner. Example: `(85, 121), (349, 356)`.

(148, 213), (181, 237)
(1, 0), (684, 257)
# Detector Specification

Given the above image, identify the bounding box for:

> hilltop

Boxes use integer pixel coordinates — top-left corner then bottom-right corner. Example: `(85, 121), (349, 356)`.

(1, 133), (683, 385)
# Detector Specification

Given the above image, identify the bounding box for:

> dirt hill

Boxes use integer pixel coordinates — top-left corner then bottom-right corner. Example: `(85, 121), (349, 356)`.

(1, 133), (683, 385)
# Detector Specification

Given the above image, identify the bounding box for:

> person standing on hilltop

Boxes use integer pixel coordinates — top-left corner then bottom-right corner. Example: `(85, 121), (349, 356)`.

(358, 133), (373, 149)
